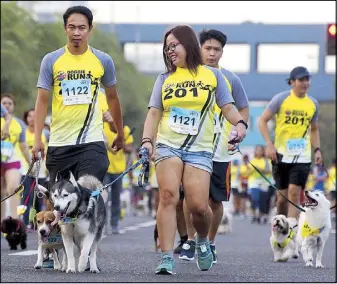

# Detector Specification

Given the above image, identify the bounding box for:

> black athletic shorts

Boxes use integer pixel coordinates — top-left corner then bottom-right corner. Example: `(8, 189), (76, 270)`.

(46, 141), (109, 189)
(272, 154), (311, 190)
(209, 161), (231, 202)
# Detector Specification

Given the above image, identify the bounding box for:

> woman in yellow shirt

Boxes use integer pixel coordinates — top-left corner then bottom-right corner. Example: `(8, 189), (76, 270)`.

(248, 145), (271, 224)
(140, 25), (247, 274)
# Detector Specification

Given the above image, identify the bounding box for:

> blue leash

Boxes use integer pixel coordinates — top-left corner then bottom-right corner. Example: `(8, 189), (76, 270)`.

(90, 148), (150, 198)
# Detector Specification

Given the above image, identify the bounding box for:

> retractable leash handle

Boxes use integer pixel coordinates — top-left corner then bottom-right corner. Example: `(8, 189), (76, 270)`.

(138, 147), (150, 187)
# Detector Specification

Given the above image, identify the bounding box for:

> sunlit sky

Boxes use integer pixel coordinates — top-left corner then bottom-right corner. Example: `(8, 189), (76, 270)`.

(89, 1), (336, 24)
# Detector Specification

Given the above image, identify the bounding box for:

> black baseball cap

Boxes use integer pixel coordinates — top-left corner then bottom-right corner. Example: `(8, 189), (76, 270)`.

(287, 66), (311, 85)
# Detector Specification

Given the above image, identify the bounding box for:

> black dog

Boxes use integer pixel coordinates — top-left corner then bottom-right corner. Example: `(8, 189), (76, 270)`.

(1, 217), (27, 250)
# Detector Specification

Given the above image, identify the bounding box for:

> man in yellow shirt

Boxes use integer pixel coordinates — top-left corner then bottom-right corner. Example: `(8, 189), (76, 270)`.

(259, 66), (323, 253)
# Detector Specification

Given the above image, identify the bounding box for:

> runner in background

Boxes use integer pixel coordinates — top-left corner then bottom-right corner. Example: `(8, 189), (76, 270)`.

(1, 94), (31, 219)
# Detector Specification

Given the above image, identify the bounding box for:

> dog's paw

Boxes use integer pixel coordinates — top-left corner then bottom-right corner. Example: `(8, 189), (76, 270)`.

(292, 252), (299, 259)
(34, 263), (42, 269)
(90, 267), (100, 273)
(61, 264), (67, 272)
(54, 263), (62, 271)
(78, 263), (87, 273)
(305, 261), (313, 267)
(66, 267), (76, 273)
(316, 263), (324, 269)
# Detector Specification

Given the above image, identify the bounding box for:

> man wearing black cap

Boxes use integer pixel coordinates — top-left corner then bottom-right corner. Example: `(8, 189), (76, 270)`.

(258, 66), (323, 255)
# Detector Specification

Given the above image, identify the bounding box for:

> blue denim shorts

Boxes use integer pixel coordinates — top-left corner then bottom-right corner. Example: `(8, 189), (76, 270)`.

(154, 143), (213, 173)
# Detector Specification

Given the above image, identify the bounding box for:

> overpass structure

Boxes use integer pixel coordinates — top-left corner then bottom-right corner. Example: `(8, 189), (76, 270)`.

(98, 23), (335, 102)
(97, 23), (335, 149)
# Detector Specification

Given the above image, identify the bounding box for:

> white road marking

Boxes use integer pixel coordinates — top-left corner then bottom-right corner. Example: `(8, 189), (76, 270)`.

(8, 220), (156, 256)
(8, 250), (38, 256)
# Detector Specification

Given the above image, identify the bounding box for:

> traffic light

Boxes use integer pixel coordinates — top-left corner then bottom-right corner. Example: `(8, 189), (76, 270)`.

(327, 23), (336, 55)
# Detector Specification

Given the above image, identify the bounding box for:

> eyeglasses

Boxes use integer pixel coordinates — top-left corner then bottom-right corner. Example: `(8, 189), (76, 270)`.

(164, 42), (180, 54)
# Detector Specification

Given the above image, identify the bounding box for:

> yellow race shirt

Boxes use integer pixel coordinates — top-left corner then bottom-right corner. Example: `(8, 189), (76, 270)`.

(1, 117), (26, 163)
(230, 164), (240, 188)
(148, 65), (233, 153)
(306, 172), (315, 191)
(328, 166), (336, 192)
(104, 124), (134, 174)
(213, 67), (249, 162)
(266, 90), (319, 163)
(248, 157), (270, 190)
(37, 45), (117, 147)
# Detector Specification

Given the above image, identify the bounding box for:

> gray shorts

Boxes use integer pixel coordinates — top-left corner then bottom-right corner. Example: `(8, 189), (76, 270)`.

(154, 143), (213, 174)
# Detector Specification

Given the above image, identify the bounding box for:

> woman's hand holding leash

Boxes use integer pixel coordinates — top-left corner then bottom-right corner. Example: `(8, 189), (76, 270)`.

(140, 137), (154, 158)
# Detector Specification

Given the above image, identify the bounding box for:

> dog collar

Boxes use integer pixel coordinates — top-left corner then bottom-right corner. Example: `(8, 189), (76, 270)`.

(272, 229), (295, 248)
(58, 216), (77, 225)
(301, 221), (325, 238)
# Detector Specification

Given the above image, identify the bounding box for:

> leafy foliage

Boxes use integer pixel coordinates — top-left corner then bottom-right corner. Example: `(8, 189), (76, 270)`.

(1, 1), (154, 142)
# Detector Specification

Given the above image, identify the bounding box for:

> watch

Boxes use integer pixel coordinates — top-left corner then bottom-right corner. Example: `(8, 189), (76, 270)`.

(236, 119), (248, 129)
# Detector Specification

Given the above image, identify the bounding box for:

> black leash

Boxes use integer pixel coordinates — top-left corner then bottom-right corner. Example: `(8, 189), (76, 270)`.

(229, 146), (306, 213)
(1, 159), (37, 203)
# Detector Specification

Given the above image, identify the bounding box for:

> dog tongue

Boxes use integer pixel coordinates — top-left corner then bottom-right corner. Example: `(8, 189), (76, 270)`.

(51, 210), (61, 226)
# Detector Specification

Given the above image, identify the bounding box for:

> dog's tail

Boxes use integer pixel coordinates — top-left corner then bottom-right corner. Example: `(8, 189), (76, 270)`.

(77, 175), (108, 203)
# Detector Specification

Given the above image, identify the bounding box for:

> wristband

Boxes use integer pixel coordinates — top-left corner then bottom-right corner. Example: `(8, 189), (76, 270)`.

(236, 119), (248, 130)
(141, 138), (153, 147)
(314, 147), (321, 154)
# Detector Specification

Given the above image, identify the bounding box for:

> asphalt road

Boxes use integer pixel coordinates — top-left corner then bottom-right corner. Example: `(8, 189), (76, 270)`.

(1, 214), (336, 283)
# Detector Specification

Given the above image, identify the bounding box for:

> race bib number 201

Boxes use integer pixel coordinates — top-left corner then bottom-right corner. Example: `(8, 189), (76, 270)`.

(168, 107), (201, 135)
(61, 79), (91, 106)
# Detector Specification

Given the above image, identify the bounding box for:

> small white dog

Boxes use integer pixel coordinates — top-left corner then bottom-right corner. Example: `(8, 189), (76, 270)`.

(270, 214), (297, 262)
(218, 206), (233, 234)
(295, 190), (331, 268)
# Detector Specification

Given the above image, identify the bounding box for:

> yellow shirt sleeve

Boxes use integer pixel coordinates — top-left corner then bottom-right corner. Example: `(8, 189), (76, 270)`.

(124, 125), (134, 144)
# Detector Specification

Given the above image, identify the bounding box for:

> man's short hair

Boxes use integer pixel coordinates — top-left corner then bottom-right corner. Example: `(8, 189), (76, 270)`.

(63, 6), (93, 27)
(199, 29), (227, 48)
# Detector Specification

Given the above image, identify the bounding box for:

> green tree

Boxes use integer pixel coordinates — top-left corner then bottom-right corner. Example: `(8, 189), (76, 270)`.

(1, 2), (154, 143)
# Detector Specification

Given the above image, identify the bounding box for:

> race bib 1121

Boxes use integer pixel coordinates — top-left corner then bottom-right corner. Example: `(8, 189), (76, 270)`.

(168, 107), (201, 135)
(61, 79), (92, 106)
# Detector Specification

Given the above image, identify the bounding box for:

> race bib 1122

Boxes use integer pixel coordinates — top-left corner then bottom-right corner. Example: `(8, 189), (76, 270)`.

(61, 79), (91, 105)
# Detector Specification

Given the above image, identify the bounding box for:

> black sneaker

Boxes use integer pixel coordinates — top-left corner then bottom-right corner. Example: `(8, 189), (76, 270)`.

(173, 236), (187, 254)
(179, 240), (196, 261)
(210, 244), (217, 264)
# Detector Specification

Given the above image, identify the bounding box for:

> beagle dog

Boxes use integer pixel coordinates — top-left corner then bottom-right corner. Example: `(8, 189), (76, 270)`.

(34, 211), (66, 271)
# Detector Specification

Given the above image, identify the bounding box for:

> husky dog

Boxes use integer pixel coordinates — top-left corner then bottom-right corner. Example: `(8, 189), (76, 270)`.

(295, 190), (331, 268)
(37, 171), (107, 273)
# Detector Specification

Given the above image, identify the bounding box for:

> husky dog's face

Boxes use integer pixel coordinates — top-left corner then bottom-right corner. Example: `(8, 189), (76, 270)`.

(271, 214), (289, 234)
(304, 190), (331, 210)
(50, 171), (80, 217)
